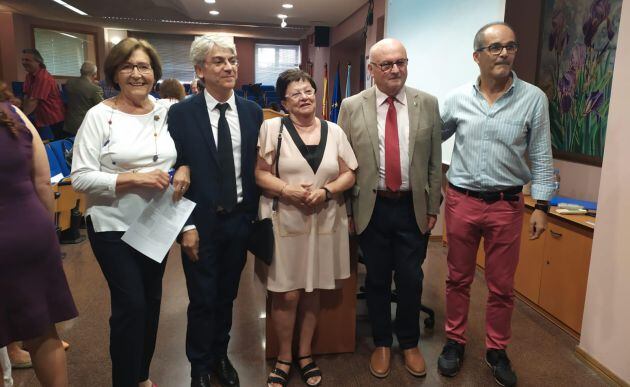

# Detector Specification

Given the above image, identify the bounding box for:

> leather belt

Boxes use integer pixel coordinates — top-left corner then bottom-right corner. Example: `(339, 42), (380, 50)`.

(376, 190), (412, 200)
(449, 183), (521, 203)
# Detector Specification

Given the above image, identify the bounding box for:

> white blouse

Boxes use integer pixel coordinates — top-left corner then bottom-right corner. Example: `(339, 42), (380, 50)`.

(71, 101), (177, 232)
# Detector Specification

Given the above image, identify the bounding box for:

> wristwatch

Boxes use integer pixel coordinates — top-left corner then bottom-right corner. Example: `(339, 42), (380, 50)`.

(322, 186), (332, 202)
(534, 200), (550, 213)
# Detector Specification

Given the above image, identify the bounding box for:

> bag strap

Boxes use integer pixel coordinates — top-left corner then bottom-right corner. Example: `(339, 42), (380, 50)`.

(272, 118), (285, 212)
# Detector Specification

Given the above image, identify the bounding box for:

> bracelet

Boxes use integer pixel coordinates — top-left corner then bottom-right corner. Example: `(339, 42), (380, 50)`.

(279, 184), (288, 197)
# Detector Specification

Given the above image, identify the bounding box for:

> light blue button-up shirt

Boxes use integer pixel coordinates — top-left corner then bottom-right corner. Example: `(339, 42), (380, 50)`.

(442, 72), (555, 201)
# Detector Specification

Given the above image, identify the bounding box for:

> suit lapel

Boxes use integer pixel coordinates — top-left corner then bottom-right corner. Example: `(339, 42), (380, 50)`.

(193, 94), (219, 165)
(361, 87), (380, 167)
(406, 87), (419, 158)
(234, 95), (249, 165)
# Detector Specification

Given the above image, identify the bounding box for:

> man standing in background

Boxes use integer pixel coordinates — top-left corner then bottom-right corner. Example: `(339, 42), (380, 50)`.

(21, 48), (66, 139)
(64, 61), (103, 136)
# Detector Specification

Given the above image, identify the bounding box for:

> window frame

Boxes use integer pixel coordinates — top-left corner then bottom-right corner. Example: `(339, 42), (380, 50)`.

(30, 25), (100, 81)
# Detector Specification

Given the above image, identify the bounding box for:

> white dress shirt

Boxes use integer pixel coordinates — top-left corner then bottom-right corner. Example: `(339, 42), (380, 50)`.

(71, 102), (177, 232)
(375, 87), (410, 191)
(204, 89), (243, 202)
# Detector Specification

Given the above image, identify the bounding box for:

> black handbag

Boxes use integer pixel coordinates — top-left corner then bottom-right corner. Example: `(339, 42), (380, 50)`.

(247, 119), (285, 265)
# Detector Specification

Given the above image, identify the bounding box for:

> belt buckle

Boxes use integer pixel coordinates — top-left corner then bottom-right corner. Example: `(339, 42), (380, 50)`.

(480, 192), (500, 203)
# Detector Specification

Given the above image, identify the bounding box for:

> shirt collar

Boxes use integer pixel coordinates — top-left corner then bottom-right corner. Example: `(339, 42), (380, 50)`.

(375, 86), (407, 107)
(204, 89), (236, 112)
(472, 70), (519, 95)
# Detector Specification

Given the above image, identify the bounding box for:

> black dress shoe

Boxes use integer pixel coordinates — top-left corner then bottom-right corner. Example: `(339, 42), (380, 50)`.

(212, 356), (239, 387)
(191, 374), (212, 387)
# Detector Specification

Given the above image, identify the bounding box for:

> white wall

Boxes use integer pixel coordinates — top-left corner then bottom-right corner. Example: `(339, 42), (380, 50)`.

(385, 0), (506, 234)
(578, 2), (630, 383)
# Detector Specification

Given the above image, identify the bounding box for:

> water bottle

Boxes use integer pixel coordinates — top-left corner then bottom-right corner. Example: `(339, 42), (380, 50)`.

(553, 168), (561, 197)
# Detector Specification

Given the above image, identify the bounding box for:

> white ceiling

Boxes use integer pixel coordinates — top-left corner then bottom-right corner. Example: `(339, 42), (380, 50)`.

(0, 0), (368, 39)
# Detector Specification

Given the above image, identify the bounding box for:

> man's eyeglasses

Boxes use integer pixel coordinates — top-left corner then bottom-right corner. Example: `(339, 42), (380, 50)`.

(207, 57), (239, 67)
(370, 58), (409, 72)
(286, 89), (315, 100)
(118, 63), (153, 75)
(476, 42), (519, 56)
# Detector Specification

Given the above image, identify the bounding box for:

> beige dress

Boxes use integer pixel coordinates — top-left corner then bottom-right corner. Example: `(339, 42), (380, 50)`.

(256, 117), (358, 292)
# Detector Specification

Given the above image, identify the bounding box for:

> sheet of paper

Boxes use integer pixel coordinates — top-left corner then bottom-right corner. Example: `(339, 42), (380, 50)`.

(122, 185), (195, 263)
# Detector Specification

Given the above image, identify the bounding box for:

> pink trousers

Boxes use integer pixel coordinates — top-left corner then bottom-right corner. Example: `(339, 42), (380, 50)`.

(444, 186), (523, 349)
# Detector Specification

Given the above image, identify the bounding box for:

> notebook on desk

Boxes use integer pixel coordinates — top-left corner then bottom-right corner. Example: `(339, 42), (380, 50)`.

(550, 196), (597, 211)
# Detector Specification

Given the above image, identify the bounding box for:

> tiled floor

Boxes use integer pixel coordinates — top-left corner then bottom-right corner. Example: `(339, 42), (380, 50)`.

(9, 235), (609, 386)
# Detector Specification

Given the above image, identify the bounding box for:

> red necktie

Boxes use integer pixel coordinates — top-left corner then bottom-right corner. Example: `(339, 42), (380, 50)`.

(385, 96), (402, 192)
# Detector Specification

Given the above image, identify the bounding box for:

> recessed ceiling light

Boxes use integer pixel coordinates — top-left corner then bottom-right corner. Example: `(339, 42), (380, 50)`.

(51, 0), (88, 16)
(277, 14), (287, 19)
(282, 3), (293, 9)
(209, 10), (219, 15)
(204, 0), (215, 3)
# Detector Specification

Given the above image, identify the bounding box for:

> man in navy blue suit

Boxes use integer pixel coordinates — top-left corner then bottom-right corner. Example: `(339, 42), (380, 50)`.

(168, 35), (263, 387)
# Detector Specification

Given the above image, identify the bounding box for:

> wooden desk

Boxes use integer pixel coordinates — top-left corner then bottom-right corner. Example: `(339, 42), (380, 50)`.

(53, 180), (84, 231)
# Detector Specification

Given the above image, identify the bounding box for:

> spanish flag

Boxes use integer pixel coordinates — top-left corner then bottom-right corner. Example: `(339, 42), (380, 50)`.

(322, 63), (329, 120)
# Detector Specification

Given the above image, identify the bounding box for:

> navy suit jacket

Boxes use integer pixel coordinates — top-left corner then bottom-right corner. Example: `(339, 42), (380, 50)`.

(167, 92), (263, 229)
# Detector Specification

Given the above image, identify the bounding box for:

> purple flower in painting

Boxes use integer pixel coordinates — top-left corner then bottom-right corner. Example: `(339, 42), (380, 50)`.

(583, 0), (611, 46)
(558, 69), (577, 94)
(558, 70), (577, 113)
(570, 45), (587, 70)
(549, 9), (569, 52)
(583, 91), (604, 115)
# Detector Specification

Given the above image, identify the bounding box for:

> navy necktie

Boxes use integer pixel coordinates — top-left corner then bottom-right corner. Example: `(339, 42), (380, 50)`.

(215, 103), (237, 212)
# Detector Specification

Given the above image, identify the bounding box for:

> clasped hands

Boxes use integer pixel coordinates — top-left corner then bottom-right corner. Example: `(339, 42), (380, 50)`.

(281, 183), (327, 210)
(130, 166), (190, 202)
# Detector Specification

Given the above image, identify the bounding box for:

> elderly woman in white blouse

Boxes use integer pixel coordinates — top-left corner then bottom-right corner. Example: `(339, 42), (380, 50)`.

(71, 38), (188, 387)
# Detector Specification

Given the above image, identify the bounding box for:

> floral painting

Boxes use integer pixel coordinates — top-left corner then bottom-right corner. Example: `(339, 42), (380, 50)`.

(537, 0), (623, 164)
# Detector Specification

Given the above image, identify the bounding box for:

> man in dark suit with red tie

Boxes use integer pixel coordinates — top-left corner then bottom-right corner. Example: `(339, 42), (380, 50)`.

(168, 36), (263, 387)
(338, 38), (442, 379)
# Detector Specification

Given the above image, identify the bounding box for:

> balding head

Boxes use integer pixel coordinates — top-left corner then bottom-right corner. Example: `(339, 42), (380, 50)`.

(80, 61), (97, 77)
(368, 38), (408, 96)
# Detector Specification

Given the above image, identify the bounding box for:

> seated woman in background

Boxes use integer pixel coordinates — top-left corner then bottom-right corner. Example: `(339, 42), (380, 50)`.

(71, 37), (189, 387)
(156, 78), (186, 110)
(0, 99), (78, 386)
(255, 69), (357, 387)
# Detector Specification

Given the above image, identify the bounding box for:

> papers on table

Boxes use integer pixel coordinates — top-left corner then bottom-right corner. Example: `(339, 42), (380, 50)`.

(122, 185), (195, 263)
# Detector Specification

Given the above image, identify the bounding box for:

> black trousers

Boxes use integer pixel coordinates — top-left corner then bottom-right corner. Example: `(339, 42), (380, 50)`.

(182, 210), (251, 377)
(87, 218), (167, 387)
(358, 196), (430, 349)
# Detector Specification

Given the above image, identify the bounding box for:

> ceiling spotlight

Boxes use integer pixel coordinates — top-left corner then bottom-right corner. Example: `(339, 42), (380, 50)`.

(281, 19), (287, 28)
(209, 10), (219, 15)
(277, 14), (287, 19)
(204, 0), (215, 3)
(282, 3), (293, 8)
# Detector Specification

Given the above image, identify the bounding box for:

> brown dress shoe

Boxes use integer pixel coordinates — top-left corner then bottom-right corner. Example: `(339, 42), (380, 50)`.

(369, 347), (391, 378)
(403, 347), (426, 377)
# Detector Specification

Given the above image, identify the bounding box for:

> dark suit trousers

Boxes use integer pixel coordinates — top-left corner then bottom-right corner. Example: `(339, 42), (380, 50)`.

(86, 218), (167, 387)
(182, 210), (251, 377)
(358, 196), (429, 349)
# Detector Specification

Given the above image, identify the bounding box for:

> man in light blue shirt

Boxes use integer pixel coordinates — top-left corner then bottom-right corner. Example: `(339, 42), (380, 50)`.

(438, 22), (555, 387)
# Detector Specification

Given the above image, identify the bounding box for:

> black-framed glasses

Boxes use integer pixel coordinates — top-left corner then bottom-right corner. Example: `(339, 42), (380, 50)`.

(118, 62), (153, 74)
(476, 42), (519, 55)
(286, 89), (315, 100)
(370, 58), (409, 72)
(207, 57), (239, 67)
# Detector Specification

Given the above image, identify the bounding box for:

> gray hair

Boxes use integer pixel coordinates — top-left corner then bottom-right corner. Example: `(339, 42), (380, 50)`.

(22, 48), (45, 68)
(473, 22), (516, 50)
(189, 35), (237, 68)
(80, 61), (97, 77)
